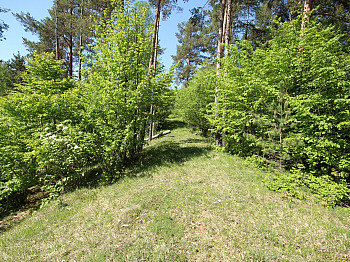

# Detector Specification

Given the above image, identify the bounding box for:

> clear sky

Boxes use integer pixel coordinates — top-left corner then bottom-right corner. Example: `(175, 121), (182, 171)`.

(0, 0), (204, 71)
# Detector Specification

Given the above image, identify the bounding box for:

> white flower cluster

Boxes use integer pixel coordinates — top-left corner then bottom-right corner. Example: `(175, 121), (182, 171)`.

(40, 125), (80, 151)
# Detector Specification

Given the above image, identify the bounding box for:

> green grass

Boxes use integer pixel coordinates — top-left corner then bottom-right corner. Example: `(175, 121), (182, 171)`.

(1, 118), (349, 261)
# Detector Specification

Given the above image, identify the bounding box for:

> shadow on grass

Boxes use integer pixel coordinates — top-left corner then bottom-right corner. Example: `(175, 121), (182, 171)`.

(163, 118), (187, 130)
(127, 119), (212, 176)
(0, 119), (210, 231)
(129, 140), (211, 177)
(181, 138), (210, 144)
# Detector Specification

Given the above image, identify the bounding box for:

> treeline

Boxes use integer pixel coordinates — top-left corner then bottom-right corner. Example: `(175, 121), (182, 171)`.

(174, 0), (350, 205)
(0, 1), (173, 214)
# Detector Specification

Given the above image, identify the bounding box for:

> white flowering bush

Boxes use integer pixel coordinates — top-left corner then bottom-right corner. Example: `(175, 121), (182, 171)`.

(33, 123), (92, 197)
(0, 53), (78, 211)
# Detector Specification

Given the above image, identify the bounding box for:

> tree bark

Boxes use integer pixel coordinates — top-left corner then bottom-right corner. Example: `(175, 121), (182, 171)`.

(244, 5), (249, 40)
(148, 0), (162, 141)
(55, 0), (59, 61)
(68, 2), (74, 77)
(78, 0), (83, 80)
(148, 0), (161, 74)
(301, 0), (312, 33)
(144, 130), (171, 141)
(215, 0), (226, 147)
(222, 0), (232, 148)
(216, 0), (226, 73)
(216, 0), (232, 147)
(224, 0), (232, 53)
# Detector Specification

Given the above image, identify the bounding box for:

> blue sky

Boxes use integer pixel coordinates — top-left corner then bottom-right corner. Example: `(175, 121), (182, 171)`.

(0, 0), (203, 70)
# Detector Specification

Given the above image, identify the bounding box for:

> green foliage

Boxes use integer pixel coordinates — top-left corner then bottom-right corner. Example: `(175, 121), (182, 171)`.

(2, 121), (350, 260)
(83, 0), (172, 169)
(15, 0), (113, 76)
(0, 53), (26, 96)
(173, 8), (213, 86)
(0, 1), (173, 213)
(265, 167), (350, 206)
(205, 17), (350, 205)
(0, 52), (77, 212)
(0, 62), (13, 96)
(175, 65), (215, 136)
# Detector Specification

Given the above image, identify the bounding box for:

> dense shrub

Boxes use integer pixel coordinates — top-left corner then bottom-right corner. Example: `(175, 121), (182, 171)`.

(0, 52), (78, 210)
(175, 17), (349, 205)
(212, 19), (350, 205)
(175, 65), (215, 136)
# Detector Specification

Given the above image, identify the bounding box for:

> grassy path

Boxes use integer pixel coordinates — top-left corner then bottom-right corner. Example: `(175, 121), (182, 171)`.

(1, 119), (349, 261)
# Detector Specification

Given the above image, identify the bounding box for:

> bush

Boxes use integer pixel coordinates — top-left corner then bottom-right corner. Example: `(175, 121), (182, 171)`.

(175, 65), (215, 136)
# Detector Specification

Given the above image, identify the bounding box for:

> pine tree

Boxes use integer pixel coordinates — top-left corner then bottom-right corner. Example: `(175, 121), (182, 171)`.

(0, 53), (26, 96)
(15, 0), (113, 77)
(252, 82), (292, 171)
(0, 7), (9, 41)
(0, 62), (12, 96)
(172, 8), (211, 86)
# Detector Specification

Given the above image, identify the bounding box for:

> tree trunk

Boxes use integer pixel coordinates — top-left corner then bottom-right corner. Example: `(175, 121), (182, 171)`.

(215, 0), (232, 147)
(78, 0), (83, 80)
(215, 0), (226, 147)
(144, 130), (171, 141)
(216, 0), (226, 72)
(244, 5), (249, 40)
(186, 56), (191, 86)
(55, 0), (59, 61)
(148, 0), (162, 141)
(301, 0), (312, 33)
(149, 0), (161, 73)
(68, 4), (74, 77)
(224, 0), (232, 55)
(222, 0), (232, 148)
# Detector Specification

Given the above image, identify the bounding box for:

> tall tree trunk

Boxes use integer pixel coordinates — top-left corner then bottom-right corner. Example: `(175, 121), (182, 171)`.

(221, 0), (232, 148)
(55, 0), (59, 61)
(224, 0), (232, 51)
(215, 0), (226, 147)
(216, 0), (226, 68)
(215, 0), (232, 147)
(301, 0), (312, 33)
(152, 19), (159, 71)
(69, 4), (73, 77)
(148, 0), (161, 73)
(78, 0), (83, 80)
(186, 56), (190, 87)
(244, 5), (249, 40)
(78, 36), (82, 79)
(148, 0), (162, 141)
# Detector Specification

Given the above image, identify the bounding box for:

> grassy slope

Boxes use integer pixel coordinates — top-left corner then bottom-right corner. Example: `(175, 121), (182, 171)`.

(1, 119), (349, 261)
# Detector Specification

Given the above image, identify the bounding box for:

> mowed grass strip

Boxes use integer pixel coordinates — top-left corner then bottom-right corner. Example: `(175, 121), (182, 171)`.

(1, 118), (349, 261)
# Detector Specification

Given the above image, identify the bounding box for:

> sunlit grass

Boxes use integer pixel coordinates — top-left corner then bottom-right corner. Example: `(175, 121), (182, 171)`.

(1, 117), (349, 261)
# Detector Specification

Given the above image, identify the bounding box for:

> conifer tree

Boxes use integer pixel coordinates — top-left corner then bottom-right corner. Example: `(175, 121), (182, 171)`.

(15, 0), (112, 77)
(0, 54), (26, 96)
(0, 7), (9, 41)
(173, 8), (211, 86)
